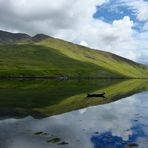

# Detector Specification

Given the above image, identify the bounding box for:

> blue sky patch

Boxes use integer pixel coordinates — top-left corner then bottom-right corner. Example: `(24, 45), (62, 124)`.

(93, 0), (146, 32)
(93, 0), (137, 23)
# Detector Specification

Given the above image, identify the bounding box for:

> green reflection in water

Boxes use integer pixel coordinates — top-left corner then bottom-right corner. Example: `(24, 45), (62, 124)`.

(0, 79), (147, 118)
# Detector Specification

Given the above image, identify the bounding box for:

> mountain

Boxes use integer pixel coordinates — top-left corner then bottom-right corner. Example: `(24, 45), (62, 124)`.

(32, 34), (52, 41)
(0, 30), (52, 43)
(0, 30), (31, 43)
(0, 30), (148, 78)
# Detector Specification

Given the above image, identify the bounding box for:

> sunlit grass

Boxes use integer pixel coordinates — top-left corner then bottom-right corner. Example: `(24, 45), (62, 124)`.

(0, 37), (148, 78)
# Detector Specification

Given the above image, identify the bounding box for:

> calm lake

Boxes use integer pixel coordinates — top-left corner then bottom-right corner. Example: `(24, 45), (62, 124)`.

(0, 79), (147, 148)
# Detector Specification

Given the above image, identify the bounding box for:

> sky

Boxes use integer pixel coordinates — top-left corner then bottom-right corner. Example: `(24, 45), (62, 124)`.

(0, 0), (148, 64)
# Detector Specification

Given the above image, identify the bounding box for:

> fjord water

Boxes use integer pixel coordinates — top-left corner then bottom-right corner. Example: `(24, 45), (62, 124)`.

(0, 79), (147, 148)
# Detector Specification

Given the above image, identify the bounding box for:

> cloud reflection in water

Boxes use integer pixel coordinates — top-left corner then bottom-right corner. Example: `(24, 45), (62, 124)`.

(0, 92), (147, 148)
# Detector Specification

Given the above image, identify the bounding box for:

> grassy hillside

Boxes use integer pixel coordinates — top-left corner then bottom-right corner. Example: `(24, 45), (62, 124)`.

(0, 34), (148, 78)
(0, 44), (121, 77)
(36, 38), (148, 78)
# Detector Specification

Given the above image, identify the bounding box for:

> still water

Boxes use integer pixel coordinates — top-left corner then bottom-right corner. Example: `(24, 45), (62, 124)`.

(0, 79), (147, 148)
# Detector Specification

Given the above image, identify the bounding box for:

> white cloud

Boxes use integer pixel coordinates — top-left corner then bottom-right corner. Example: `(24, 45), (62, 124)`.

(119, 0), (148, 21)
(0, 0), (148, 64)
(143, 22), (148, 31)
(80, 40), (88, 47)
(0, 0), (105, 34)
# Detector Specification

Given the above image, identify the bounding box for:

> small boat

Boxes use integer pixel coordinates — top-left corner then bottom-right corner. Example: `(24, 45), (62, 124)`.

(87, 92), (105, 97)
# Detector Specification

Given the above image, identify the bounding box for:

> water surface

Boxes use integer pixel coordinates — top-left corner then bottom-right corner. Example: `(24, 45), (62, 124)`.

(0, 79), (147, 148)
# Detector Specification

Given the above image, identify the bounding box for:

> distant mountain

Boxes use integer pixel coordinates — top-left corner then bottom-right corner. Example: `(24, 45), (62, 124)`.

(0, 30), (52, 43)
(0, 30), (31, 43)
(0, 30), (148, 78)
(32, 34), (52, 41)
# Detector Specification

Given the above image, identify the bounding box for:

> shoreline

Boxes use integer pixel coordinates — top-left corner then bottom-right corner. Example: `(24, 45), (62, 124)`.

(0, 76), (147, 80)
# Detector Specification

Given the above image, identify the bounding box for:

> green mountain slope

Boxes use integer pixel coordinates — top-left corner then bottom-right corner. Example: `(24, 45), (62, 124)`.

(36, 38), (148, 78)
(0, 31), (148, 78)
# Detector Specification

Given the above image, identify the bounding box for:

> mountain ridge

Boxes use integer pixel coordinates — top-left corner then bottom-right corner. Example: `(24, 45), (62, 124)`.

(0, 30), (148, 78)
(0, 30), (52, 43)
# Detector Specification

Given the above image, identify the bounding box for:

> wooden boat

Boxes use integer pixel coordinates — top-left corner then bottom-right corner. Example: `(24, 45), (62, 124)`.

(87, 92), (105, 97)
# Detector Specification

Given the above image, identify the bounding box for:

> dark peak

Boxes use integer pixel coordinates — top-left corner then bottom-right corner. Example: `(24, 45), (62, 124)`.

(0, 30), (14, 35)
(32, 34), (52, 41)
(13, 33), (31, 39)
(0, 30), (31, 43)
(0, 30), (53, 43)
(0, 30), (31, 37)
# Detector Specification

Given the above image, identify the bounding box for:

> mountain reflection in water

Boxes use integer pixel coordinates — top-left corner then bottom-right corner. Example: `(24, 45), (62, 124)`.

(0, 79), (147, 148)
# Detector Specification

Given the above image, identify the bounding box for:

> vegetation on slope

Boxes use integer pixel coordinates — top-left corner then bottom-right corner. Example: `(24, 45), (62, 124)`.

(37, 38), (148, 78)
(0, 30), (148, 78)
(0, 44), (120, 77)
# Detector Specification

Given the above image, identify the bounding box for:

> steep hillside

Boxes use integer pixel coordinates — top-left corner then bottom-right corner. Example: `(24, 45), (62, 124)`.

(36, 38), (148, 78)
(0, 30), (148, 78)
(0, 44), (121, 78)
